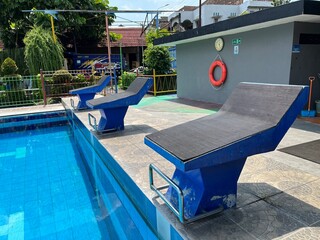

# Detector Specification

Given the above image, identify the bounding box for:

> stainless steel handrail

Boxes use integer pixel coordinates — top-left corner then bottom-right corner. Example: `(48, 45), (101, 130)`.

(88, 113), (98, 131)
(70, 98), (75, 110)
(149, 164), (185, 223)
(149, 163), (224, 223)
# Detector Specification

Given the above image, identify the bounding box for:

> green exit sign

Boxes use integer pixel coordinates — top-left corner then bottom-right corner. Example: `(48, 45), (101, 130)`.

(232, 38), (241, 45)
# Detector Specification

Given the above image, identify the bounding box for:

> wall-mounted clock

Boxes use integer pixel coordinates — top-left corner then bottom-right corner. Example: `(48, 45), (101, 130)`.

(215, 37), (224, 52)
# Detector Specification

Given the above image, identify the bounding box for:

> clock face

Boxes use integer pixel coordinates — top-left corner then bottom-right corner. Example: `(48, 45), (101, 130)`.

(215, 37), (224, 52)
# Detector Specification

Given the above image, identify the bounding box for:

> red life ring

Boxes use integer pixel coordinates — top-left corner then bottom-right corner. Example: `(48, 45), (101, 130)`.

(208, 60), (227, 87)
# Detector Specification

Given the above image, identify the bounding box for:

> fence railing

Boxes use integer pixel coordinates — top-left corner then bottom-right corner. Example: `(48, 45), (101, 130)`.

(129, 69), (177, 96)
(0, 75), (43, 108)
(0, 68), (118, 108)
(0, 68), (174, 108)
(40, 69), (117, 105)
(149, 69), (177, 96)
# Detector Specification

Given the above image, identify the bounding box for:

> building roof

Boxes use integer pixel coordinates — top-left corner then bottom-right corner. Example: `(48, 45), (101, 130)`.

(178, 6), (198, 11)
(203, 0), (243, 5)
(108, 28), (146, 47)
(0, 40), (4, 50)
(203, 0), (272, 5)
(155, 0), (320, 46)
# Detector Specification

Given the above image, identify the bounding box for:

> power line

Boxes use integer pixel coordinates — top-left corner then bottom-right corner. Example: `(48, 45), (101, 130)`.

(22, 9), (175, 14)
(114, 15), (144, 26)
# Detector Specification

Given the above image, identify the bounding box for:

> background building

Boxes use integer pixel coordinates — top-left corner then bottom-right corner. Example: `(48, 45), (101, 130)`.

(169, 0), (273, 31)
(109, 28), (147, 69)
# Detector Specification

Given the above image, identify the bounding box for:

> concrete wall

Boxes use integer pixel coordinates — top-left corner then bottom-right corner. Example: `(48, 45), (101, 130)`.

(290, 22), (320, 109)
(201, 5), (239, 26)
(176, 23), (294, 104)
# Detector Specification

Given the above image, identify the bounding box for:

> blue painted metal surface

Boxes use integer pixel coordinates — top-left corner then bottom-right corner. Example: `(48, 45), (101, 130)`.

(87, 77), (153, 132)
(69, 75), (111, 109)
(98, 106), (129, 131)
(167, 158), (246, 219)
(145, 83), (309, 221)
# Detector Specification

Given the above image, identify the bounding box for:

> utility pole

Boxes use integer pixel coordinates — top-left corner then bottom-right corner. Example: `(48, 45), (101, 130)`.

(105, 12), (112, 93)
(198, 0), (202, 28)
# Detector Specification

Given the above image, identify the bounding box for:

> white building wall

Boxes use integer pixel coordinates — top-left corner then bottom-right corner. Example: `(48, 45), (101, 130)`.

(240, 1), (273, 13)
(201, 5), (239, 26)
(181, 11), (194, 23)
(168, 1), (273, 29)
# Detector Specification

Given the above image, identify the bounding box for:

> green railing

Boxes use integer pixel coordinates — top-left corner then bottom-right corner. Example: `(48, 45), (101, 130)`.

(0, 75), (43, 108)
(0, 69), (115, 108)
(40, 69), (116, 105)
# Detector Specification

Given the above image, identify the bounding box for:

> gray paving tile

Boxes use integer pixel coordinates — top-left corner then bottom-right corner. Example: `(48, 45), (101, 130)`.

(236, 189), (261, 208)
(225, 200), (306, 240)
(59, 96), (320, 240)
(181, 215), (256, 240)
(239, 156), (318, 199)
(154, 202), (256, 240)
(265, 180), (320, 226)
(280, 225), (320, 240)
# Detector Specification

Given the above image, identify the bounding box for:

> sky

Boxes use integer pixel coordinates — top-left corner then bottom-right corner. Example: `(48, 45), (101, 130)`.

(108, 0), (200, 27)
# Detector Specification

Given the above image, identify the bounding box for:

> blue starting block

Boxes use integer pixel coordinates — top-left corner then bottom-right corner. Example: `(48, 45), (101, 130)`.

(86, 77), (153, 133)
(145, 82), (308, 223)
(69, 75), (111, 110)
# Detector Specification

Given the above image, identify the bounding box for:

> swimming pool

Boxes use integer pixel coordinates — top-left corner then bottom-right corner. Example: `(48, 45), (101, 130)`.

(0, 111), (149, 239)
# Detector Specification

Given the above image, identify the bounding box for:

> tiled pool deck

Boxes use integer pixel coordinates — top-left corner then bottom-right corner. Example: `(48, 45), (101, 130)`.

(2, 95), (320, 239)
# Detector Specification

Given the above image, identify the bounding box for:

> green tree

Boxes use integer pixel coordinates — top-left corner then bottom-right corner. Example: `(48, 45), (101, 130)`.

(143, 46), (171, 74)
(272, 0), (291, 6)
(0, 0), (116, 49)
(110, 32), (123, 42)
(24, 26), (64, 74)
(145, 29), (171, 46)
(143, 29), (172, 74)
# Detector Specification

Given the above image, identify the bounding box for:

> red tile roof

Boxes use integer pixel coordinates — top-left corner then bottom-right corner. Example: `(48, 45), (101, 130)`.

(108, 28), (147, 47)
(0, 40), (4, 49)
(179, 6), (198, 11)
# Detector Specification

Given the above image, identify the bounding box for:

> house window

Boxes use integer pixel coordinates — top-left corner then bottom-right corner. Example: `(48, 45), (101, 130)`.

(212, 12), (221, 23)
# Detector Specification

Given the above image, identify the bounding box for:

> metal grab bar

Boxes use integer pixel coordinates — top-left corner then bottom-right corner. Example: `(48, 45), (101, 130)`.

(149, 164), (185, 223)
(149, 164), (224, 223)
(70, 98), (75, 110)
(88, 113), (98, 131)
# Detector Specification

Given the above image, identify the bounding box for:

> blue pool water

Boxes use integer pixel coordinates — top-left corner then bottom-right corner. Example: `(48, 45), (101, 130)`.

(0, 112), (145, 239)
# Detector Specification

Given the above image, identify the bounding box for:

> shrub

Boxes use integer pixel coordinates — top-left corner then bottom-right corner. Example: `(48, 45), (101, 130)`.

(72, 74), (88, 89)
(73, 74), (86, 83)
(52, 69), (72, 84)
(0, 49), (28, 75)
(1, 57), (18, 76)
(51, 69), (73, 97)
(121, 72), (136, 89)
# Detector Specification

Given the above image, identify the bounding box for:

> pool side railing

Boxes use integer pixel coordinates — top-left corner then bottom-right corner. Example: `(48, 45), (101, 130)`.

(0, 69), (118, 108)
(0, 75), (43, 108)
